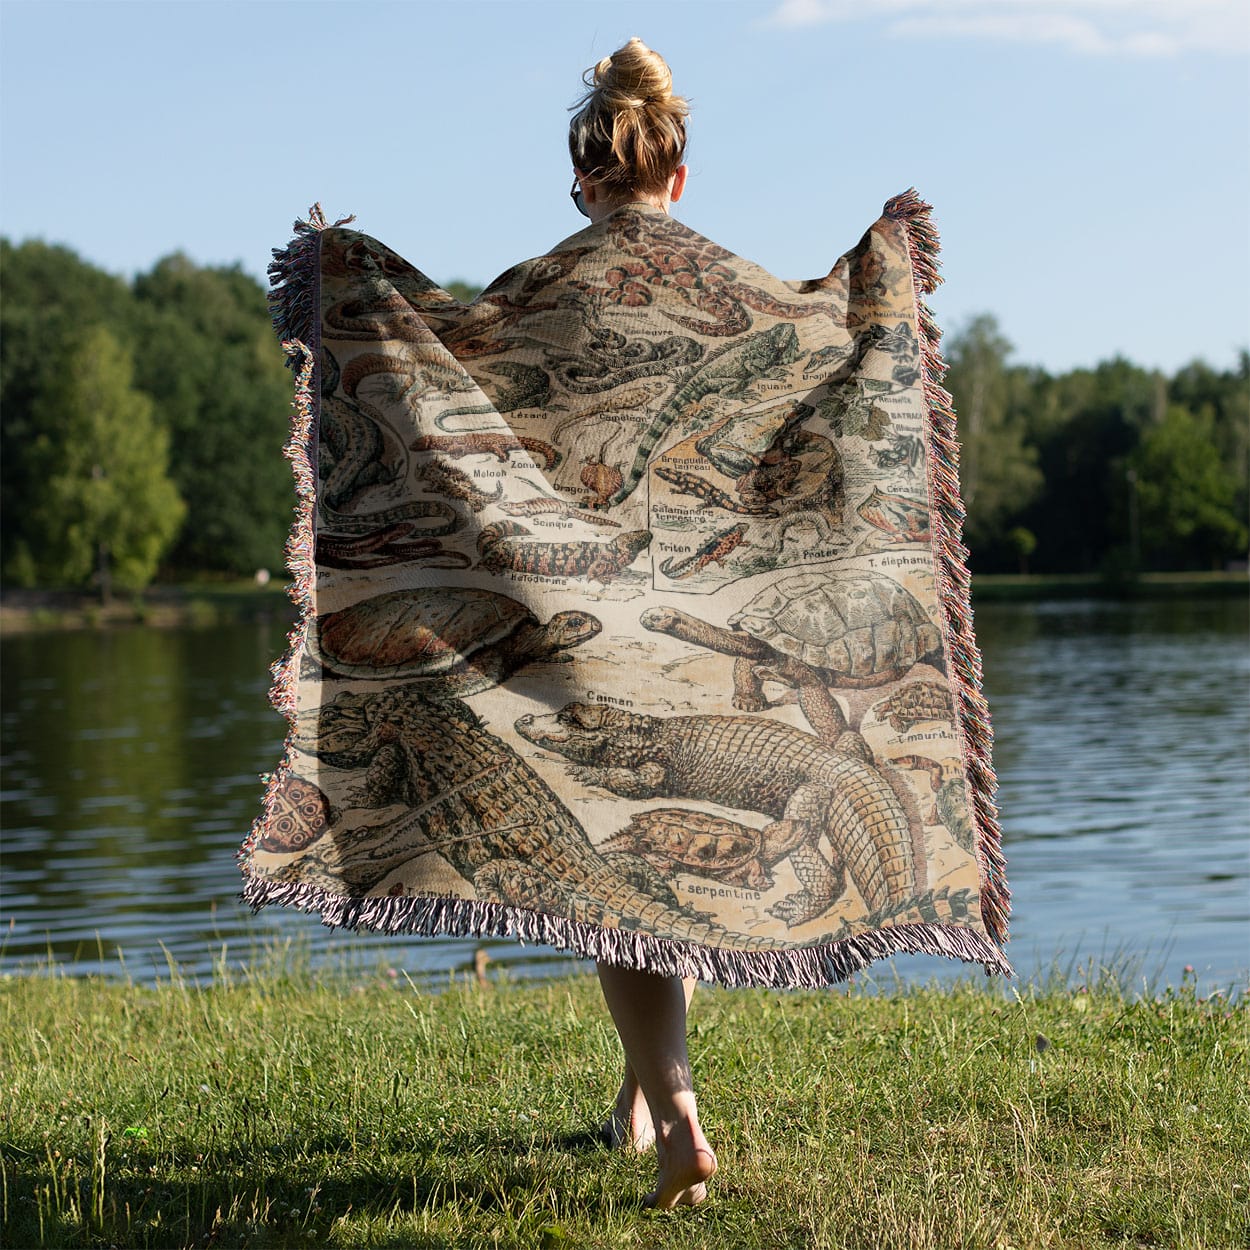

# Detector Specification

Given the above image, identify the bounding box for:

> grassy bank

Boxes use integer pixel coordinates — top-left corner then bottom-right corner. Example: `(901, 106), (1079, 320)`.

(2, 966), (1245, 1249)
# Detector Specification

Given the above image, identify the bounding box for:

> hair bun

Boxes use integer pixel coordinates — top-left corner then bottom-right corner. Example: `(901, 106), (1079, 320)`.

(594, 36), (673, 109)
(569, 38), (689, 196)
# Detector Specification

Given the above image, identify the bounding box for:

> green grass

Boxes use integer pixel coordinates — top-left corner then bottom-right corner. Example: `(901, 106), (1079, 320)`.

(1, 962), (1246, 1249)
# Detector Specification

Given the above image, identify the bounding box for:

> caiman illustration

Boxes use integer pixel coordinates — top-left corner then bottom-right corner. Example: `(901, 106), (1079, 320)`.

(659, 524), (749, 580)
(312, 587), (601, 689)
(477, 521), (651, 583)
(641, 570), (942, 754)
(411, 431), (561, 471)
(279, 687), (781, 949)
(611, 323), (803, 505)
(515, 702), (915, 926)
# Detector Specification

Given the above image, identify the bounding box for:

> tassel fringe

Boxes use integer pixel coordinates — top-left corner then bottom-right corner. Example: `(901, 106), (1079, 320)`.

(885, 189), (1011, 948)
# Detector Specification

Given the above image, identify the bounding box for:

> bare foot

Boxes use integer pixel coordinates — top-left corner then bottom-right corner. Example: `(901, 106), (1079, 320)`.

(644, 1119), (717, 1210)
(602, 1078), (655, 1151)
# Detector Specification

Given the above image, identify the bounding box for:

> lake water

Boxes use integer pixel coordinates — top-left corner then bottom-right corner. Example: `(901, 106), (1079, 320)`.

(2, 597), (1247, 993)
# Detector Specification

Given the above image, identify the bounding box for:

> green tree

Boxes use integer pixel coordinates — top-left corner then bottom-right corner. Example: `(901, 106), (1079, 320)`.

(1, 239), (140, 579)
(131, 256), (293, 574)
(22, 327), (185, 595)
(942, 315), (1043, 562)
(1129, 405), (1246, 570)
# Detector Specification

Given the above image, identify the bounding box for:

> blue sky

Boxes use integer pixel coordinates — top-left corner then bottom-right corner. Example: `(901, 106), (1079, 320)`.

(2, 0), (1246, 374)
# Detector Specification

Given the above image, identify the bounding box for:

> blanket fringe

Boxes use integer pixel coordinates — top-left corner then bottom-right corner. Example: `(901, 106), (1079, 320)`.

(238, 206), (348, 866)
(240, 872), (1014, 988)
(885, 189), (1010, 948)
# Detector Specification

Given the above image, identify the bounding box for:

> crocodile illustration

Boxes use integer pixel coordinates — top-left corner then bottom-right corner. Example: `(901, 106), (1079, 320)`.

(515, 702), (915, 926)
(279, 686), (777, 949)
(659, 524), (749, 580)
(477, 521), (651, 583)
(411, 431), (561, 470)
(611, 323), (803, 505)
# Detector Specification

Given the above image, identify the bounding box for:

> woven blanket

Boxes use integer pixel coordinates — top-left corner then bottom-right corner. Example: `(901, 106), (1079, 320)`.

(239, 191), (1011, 987)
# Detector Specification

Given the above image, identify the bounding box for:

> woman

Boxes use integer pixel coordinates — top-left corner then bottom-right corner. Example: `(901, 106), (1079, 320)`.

(565, 38), (716, 1211)
(246, 31), (1010, 1222)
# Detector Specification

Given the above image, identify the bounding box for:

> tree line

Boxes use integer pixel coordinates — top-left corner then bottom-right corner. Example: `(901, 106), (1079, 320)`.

(1, 239), (1245, 593)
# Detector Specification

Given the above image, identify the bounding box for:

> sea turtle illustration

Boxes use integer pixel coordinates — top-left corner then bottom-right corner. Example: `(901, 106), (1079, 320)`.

(312, 586), (602, 694)
(641, 570), (942, 754)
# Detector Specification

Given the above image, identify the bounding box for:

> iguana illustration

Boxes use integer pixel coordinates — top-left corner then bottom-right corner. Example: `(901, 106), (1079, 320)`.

(611, 323), (803, 505)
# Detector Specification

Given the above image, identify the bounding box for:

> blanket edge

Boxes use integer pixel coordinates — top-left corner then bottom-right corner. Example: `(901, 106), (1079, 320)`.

(238, 198), (1014, 988)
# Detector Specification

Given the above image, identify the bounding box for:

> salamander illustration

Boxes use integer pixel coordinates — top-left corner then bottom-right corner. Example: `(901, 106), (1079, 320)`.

(654, 466), (776, 515)
(477, 521), (652, 582)
(659, 524), (749, 580)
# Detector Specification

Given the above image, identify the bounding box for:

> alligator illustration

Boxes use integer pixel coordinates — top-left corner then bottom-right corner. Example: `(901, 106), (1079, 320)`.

(477, 521), (651, 583)
(659, 524), (749, 580)
(279, 686), (778, 950)
(611, 323), (803, 505)
(515, 703), (915, 926)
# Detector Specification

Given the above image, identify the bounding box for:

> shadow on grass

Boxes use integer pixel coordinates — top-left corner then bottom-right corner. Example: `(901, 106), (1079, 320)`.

(3, 1124), (639, 1250)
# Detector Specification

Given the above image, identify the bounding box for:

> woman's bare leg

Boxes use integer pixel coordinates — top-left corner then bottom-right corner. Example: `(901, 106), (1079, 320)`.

(596, 964), (716, 1208)
(602, 977), (696, 1152)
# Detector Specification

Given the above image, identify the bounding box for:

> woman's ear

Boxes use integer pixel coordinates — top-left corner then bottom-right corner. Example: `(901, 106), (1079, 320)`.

(669, 164), (689, 203)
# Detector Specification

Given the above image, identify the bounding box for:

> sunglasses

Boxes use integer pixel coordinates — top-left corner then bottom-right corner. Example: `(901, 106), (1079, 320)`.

(570, 176), (589, 218)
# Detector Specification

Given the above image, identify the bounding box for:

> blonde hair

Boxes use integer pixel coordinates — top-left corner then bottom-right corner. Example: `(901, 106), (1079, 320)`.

(568, 38), (689, 197)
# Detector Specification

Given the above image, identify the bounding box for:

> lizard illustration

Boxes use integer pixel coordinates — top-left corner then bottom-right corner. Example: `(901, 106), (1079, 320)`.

(611, 323), (803, 505)
(477, 521), (651, 583)
(411, 432), (561, 471)
(515, 703), (915, 926)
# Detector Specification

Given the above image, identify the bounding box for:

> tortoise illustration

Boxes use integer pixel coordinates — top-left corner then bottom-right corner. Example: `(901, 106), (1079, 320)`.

(313, 586), (602, 694)
(873, 679), (953, 733)
(256, 774), (337, 853)
(641, 569), (942, 752)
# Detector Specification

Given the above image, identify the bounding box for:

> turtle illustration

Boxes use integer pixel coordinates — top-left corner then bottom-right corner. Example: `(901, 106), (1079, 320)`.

(313, 586), (602, 694)
(599, 808), (775, 891)
(640, 570), (942, 753)
(873, 679), (953, 733)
